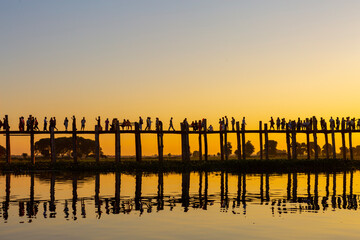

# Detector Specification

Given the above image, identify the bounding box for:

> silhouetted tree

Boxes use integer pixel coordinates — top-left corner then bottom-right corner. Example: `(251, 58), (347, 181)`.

(245, 141), (255, 157)
(296, 142), (307, 156)
(321, 143), (333, 156)
(308, 142), (321, 156)
(35, 137), (102, 158)
(224, 142), (232, 155)
(193, 150), (199, 157)
(354, 146), (360, 156)
(267, 140), (278, 156)
(22, 153), (28, 159)
(340, 146), (348, 156)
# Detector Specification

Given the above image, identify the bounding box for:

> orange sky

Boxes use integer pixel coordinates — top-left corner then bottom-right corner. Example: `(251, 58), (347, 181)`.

(1, 1), (360, 156)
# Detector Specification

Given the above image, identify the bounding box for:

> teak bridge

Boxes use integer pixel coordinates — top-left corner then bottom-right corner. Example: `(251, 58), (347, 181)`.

(0, 115), (356, 164)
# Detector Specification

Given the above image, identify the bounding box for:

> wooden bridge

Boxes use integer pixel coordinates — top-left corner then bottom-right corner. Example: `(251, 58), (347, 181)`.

(0, 115), (357, 164)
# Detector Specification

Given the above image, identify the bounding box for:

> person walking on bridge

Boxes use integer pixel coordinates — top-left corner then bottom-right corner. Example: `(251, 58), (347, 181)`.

(81, 117), (86, 131)
(269, 117), (275, 130)
(139, 117), (143, 130)
(64, 117), (69, 131)
(145, 117), (152, 131)
(169, 117), (175, 131)
(231, 117), (235, 131)
(43, 117), (48, 131)
(105, 118), (110, 131)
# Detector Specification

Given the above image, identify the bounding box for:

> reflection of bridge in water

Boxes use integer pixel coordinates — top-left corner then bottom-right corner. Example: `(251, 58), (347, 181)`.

(0, 171), (358, 222)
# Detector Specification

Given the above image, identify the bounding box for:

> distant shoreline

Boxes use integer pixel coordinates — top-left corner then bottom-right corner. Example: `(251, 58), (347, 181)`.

(0, 158), (358, 174)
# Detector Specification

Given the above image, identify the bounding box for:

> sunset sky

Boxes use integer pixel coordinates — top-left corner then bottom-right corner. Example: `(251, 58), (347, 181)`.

(1, 1), (360, 156)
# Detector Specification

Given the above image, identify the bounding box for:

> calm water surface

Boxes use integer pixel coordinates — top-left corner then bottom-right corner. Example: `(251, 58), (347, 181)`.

(0, 171), (359, 240)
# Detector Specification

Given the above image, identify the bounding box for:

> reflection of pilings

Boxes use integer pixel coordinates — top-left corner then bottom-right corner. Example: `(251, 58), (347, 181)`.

(332, 173), (336, 209)
(204, 171), (208, 210)
(135, 172), (142, 211)
(307, 173), (311, 199)
(157, 172), (164, 211)
(72, 174), (78, 220)
(292, 173), (297, 202)
(287, 173), (291, 200)
(50, 172), (56, 218)
(181, 172), (190, 211)
(343, 171), (347, 209)
(3, 174), (11, 220)
(237, 173), (241, 204)
(95, 173), (101, 216)
(220, 171), (224, 205)
(314, 173), (319, 209)
(242, 174), (247, 215)
(350, 171), (353, 197)
(326, 173), (330, 198)
(198, 172), (202, 208)
(114, 172), (121, 214)
(27, 173), (36, 218)
(265, 174), (269, 201)
(260, 174), (263, 203)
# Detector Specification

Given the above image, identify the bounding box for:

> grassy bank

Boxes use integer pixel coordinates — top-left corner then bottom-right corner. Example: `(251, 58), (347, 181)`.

(0, 158), (359, 173)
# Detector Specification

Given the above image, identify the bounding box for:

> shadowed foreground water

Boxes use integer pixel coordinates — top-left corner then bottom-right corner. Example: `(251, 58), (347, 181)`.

(0, 171), (360, 239)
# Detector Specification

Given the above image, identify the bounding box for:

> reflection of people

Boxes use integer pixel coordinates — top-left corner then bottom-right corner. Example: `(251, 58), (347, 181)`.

(208, 125), (213, 131)
(169, 117), (175, 131)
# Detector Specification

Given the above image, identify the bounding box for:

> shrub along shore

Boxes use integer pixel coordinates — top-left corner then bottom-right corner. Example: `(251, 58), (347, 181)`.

(0, 158), (359, 174)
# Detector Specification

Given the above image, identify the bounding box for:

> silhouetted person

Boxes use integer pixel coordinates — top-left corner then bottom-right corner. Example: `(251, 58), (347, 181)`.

(34, 118), (39, 131)
(269, 117), (275, 130)
(43, 117), (48, 131)
(241, 117), (246, 130)
(145, 117), (152, 130)
(53, 117), (58, 131)
(231, 117), (235, 131)
(225, 116), (229, 130)
(139, 117), (143, 130)
(329, 117), (335, 130)
(276, 117), (280, 130)
(336, 117), (340, 130)
(169, 117), (175, 131)
(72, 116), (77, 131)
(96, 116), (101, 130)
(64, 117), (69, 131)
(105, 118), (110, 131)
(81, 117), (86, 131)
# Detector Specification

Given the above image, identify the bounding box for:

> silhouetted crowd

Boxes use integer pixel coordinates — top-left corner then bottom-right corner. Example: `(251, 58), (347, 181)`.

(2, 115), (360, 132)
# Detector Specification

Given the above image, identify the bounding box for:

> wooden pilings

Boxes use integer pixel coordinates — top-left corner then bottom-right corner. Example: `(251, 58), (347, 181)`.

(331, 126), (336, 159)
(286, 126), (291, 160)
(157, 121), (164, 162)
(349, 128), (353, 161)
(204, 119), (208, 161)
(115, 120), (121, 163)
(236, 122), (241, 160)
(135, 122), (142, 162)
(224, 126), (228, 161)
(50, 127), (56, 164)
(30, 116), (35, 164)
(241, 123), (246, 160)
(259, 121), (263, 160)
(291, 125), (297, 160)
(313, 121), (318, 160)
(220, 127), (224, 161)
(264, 123), (269, 160)
(72, 116), (77, 163)
(198, 123), (202, 161)
(181, 123), (190, 162)
(341, 122), (346, 160)
(306, 130), (310, 160)
(5, 115), (11, 163)
(95, 125), (100, 163)
(324, 126), (329, 160)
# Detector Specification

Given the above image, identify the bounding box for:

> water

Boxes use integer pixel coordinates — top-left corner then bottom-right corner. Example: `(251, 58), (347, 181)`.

(0, 171), (359, 239)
